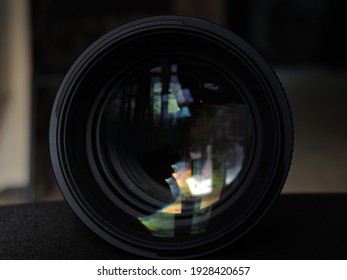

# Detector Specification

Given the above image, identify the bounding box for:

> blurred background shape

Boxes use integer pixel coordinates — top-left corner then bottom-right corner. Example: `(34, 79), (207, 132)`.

(0, 0), (32, 204)
(0, 0), (346, 205)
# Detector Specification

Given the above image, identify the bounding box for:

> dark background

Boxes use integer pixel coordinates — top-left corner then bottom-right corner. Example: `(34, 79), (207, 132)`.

(0, 0), (346, 202)
(0, 0), (347, 260)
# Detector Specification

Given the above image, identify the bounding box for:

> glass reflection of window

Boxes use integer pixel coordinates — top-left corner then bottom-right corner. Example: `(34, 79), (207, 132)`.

(138, 64), (249, 238)
(150, 64), (192, 127)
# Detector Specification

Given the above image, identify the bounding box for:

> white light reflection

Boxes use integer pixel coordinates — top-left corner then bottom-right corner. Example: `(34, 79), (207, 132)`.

(225, 144), (244, 185)
(186, 176), (212, 196)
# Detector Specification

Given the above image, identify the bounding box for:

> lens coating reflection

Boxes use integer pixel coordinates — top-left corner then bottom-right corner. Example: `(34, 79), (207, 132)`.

(99, 58), (253, 238)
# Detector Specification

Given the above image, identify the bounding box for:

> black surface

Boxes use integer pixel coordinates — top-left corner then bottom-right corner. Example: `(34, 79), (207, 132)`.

(0, 194), (346, 259)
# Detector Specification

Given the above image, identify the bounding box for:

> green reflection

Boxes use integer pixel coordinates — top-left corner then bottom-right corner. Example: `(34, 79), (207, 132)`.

(139, 212), (175, 237)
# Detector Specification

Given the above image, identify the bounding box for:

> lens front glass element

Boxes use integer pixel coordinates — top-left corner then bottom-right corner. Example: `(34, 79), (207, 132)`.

(98, 57), (253, 239)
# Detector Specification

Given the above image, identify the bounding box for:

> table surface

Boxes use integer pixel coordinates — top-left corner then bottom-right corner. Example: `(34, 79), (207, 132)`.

(0, 194), (346, 259)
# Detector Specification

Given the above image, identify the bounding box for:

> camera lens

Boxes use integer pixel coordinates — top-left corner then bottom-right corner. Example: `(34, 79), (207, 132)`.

(50, 16), (293, 258)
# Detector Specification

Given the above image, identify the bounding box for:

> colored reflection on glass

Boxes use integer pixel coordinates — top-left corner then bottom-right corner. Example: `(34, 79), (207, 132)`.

(137, 64), (248, 237)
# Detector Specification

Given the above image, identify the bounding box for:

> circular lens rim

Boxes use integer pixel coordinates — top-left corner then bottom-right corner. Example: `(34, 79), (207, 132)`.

(49, 16), (293, 259)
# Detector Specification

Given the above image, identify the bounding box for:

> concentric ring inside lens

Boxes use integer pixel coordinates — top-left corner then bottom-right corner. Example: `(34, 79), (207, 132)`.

(98, 56), (253, 238)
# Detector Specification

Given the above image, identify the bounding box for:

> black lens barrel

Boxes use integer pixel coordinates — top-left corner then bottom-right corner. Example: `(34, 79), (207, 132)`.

(49, 16), (293, 259)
